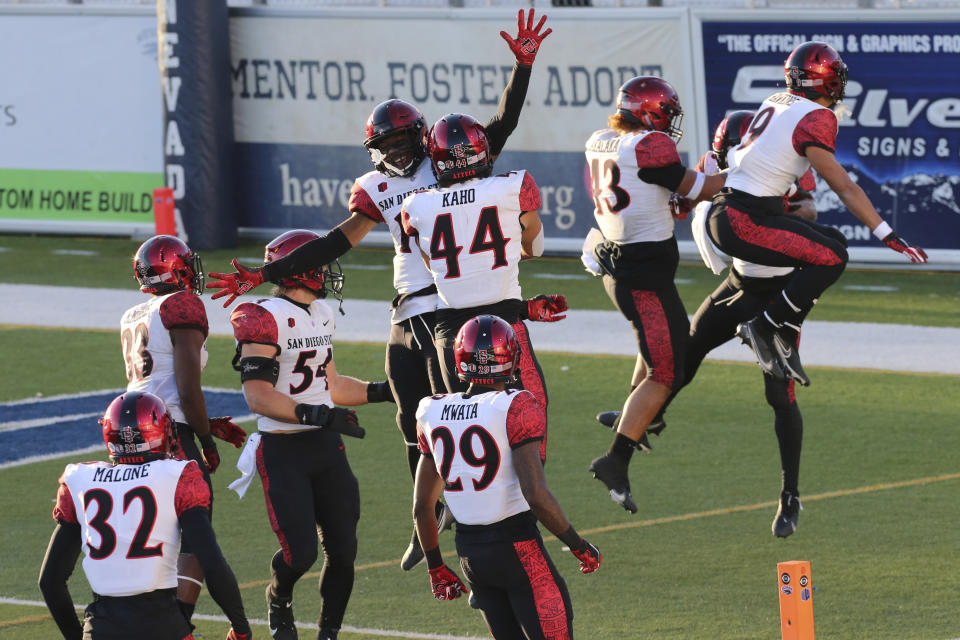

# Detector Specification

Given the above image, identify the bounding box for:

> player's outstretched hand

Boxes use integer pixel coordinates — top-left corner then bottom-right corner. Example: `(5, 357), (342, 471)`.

(209, 416), (247, 448)
(570, 538), (602, 574)
(295, 403), (365, 439)
(428, 564), (469, 600)
(526, 294), (567, 322)
(207, 259), (266, 308)
(882, 232), (928, 264)
(499, 9), (551, 67)
(198, 434), (221, 474)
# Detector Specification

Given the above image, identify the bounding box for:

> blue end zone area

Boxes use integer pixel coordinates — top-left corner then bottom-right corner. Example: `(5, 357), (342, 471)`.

(0, 389), (250, 466)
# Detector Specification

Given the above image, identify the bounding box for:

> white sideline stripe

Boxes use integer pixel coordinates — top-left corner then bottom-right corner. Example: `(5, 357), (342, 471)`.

(0, 597), (487, 639)
(0, 445), (102, 470)
(0, 412), (100, 433)
(0, 389), (124, 407)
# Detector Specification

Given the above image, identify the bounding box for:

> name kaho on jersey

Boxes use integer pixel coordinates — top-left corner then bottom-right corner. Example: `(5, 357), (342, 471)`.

(230, 296), (337, 434)
(416, 389), (546, 526)
(401, 170), (541, 310)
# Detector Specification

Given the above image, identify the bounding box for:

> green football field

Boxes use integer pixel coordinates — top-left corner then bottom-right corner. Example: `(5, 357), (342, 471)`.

(0, 235), (958, 639)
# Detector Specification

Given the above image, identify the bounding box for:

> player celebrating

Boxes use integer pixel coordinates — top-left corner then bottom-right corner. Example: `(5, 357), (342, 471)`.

(38, 391), (250, 640)
(583, 77), (725, 514)
(207, 8), (552, 572)
(228, 230), (394, 640)
(412, 316), (601, 639)
(401, 112), (566, 400)
(702, 41), (927, 386)
(123, 235), (246, 624)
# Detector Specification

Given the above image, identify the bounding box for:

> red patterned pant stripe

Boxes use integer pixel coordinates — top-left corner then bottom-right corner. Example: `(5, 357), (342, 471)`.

(727, 207), (842, 266)
(631, 290), (675, 388)
(255, 439), (293, 565)
(512, 539), (570, 640)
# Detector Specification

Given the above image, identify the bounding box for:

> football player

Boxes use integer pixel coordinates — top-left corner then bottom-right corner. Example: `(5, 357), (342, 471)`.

(401, 113), (565, 406)
(227, 230), (394, 640)
(38, 392), (250, 640)
(583, 77), (725, 514)
(123, 235), (246, 625)
(644, 41), (927, 387)
(207, 8), (555, 573)
(597, 110), (842, 537)
(412, 316), (601, 639)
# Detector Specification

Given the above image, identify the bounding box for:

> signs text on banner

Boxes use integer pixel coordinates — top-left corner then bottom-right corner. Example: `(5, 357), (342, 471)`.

(700, 21), (960, 251)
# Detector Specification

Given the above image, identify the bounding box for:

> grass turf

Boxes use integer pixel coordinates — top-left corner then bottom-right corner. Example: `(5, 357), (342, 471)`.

(1, 328), (958, 639)
(1, 234), (958, 327)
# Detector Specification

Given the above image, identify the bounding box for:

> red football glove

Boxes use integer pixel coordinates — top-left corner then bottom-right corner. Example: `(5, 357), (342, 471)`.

(428, 564), (469, 601)
(198, 433), (220, 474)
(669, 193), (692, 220)
(526, 294), (567, 322)
(499, 9), (552, 67)
(207, 259), (265, 308)
(226, 629), (252, 640)
(570, 538), (602, 574)
(882, 232), (928, 264)
(209, 416), (246, 448)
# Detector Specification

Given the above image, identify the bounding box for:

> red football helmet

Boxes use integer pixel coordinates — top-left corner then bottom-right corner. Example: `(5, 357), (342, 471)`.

(364, 99), (428, 178)
(454, 315), (521, 385)
(428, 113), (493, 187)
(616, 76), (684, 141)
(133, 235), (203, 295)
(100, 392), (175, 464)
(785, 41), (848, 103)
(264, 229), (344, 301)
(712, 110), (755, 171)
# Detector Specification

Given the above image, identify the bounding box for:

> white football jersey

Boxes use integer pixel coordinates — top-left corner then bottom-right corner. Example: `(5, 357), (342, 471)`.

(402, 170), (539, 309)
(584, 129), (676, 244)
(120, 291), (209, 423)
(348, 161), (440, 323)
(54, 458), (208, 597)
(230, 297), (336, 433)
(416, 389), (545, 526)
(726, 92), (837, 198)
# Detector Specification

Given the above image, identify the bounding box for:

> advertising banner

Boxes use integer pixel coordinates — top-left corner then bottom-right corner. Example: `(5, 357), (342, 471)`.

(0, 11), (163, 227)
(699, 20), (960, 250)
(229, 10), (693, 245)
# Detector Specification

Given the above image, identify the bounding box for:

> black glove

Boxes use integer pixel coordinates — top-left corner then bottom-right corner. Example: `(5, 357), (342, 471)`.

(366, 381), (395, 403)
(295, 403), (365, 439)
(197, 434), (220, 473)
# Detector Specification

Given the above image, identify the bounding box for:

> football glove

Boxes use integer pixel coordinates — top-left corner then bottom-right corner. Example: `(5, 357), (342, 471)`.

(526, 294), (567, 322)
(570, 538), (602, 574)
(209, 416), (246, 448)
(882, 232), (928, 264)
(208, 259), (266, 307)
(499, 9), (551, 67)
(428, 564), (469, 600)
(295, 403), (365, 439)
(198, 433), (220, 474)
(366, 381), (395, 404)
(226, 629), (252, 640)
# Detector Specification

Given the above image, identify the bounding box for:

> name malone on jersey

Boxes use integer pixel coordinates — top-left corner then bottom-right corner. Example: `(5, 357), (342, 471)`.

(92, 464), (152, 483)
(442, 188), (476, 207)
(440, 402), (479, 421)
(287, 335), (332, 349)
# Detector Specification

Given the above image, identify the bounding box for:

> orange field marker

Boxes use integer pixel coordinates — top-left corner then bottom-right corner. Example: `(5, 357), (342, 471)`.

(778, 560), (814, 640)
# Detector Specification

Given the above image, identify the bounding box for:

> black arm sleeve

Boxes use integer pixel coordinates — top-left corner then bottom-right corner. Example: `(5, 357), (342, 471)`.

(260, 227), (352, 283)
(484, 63), (532, 158)
(179, 508), (251, 635)
(38, 522), (83, 640)
(637, 163), (687, 193)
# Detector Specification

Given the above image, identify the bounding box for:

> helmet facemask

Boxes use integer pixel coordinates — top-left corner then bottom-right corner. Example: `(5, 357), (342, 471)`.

(366, 129), (426, 178)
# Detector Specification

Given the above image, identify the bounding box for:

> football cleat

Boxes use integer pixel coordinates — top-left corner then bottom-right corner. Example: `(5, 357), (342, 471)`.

(468, 589), (480, 610)
(772, 331), (810, 387)
(437, 502), (456, 533)
(772, 489), (803, 538)
(400, 529), (424, 572)
(266, 586), (298, 640)
(594, 411), (665, 453)
(737, 318), (786, 382)
(589, 454), (637, 514)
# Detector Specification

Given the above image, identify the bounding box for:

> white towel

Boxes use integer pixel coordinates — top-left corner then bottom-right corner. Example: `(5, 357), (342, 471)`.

(228, 432), (262, 499)
(691, 201), (729, 276)
(580, 227), (605, 276)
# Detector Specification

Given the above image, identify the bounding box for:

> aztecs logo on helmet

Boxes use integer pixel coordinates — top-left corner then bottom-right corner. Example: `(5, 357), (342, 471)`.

(454, 315), (521, 384)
